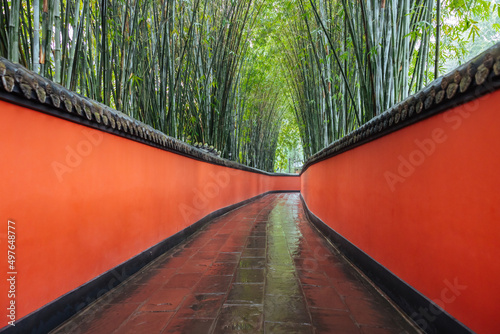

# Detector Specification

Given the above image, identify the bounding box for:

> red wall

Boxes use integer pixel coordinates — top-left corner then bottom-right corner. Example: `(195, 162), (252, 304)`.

(301, 90), (500, 333)
(3, 88), (498, 333)
(0, 100), (299, 321)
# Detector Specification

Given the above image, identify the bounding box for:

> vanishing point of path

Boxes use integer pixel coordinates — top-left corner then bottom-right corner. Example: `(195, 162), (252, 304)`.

(51, 193), (420, 334)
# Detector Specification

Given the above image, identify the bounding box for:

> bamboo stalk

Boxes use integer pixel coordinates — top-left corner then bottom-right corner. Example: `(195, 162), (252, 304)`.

(8, 0), (20, 63)
(54, 0), (61, 83)
(33, 0), (40, 73)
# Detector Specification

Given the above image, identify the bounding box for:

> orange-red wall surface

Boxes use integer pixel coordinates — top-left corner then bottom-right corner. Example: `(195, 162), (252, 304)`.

(2, 87), (499, 333)
(0, 100), (299, 322)
(301, 90), (500, 333)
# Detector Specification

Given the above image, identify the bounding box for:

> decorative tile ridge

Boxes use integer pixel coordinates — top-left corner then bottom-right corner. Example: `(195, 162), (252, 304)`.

(301, 42), (500, 175)
(0, 57), (296, 177)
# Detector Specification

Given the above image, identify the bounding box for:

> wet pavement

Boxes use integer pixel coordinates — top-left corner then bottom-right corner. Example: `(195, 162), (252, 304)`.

(51, 193), (420, 334)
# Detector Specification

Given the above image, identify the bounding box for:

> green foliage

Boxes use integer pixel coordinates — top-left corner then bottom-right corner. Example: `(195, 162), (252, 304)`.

(438, 0), (500, 72)
(233, 0), (292, 172)
(274, 111), (302, 173)
(0, 0), (497, 173)
(276, 0), (498, 160)
(1, 0), (268, 166)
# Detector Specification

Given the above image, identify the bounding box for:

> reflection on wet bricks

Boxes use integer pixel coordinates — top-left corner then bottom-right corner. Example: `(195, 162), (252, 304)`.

(51, 193), (420, 334)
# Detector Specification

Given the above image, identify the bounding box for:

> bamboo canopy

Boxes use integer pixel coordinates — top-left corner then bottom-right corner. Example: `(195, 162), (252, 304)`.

(0, 0), (497, 171)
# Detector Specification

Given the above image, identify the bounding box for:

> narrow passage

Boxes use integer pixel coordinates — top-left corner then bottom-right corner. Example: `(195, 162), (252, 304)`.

(52, 193), (419, 334)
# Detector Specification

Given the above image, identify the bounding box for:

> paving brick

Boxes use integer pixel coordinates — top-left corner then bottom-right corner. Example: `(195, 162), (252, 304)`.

(264, 322), (314, 334)
(215, 252), (241, 263)
(323, 262), (360, 282)
(238, 257), (266, 269)
(213, 305), (263, 333)
(160, 256), (191, 269)
(194, 275), (233, 294)
(200, 239), (226, 252)
(333, 280), (375, 300)
(246, 236), (267, 248)
(164, 273), (203, 289)
(108, 283), (163, 304)
(194, 251), (219, 260)
(177, 261), (211, 274)
(129, 267), (178, 286)
(298, 269), (331, 287)
(293, 257), (320, 271)
(344, 296), (402, 329)
(56, 302), (140, 334)
(226, 284), (264, 305)
(241, 248), (266, 258)
(234, 268), (265, 283)
(264, 295), (310, 323)
(162, 318), (214, 334)
(265, 274), (302, 296)
(302, 285), (347, 310)
(175, 293), (225, 319)
(171, 247), (199, 257)
(219, 244), (245, 252)
(205, 262), (238, 276)
(310, 308), (360, 334)
(140, 288), (190, 312)
(116, 311), (172, 334)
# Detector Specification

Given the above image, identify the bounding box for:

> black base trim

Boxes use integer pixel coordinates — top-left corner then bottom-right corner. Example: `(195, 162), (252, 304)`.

(300, 195), (473, 334)
(0, 191), (296, 334)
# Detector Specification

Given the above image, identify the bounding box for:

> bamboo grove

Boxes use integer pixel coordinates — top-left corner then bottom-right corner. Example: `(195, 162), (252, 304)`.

(279, 0), (438, 157)
(1, 0), (498, 170)
(0, 0), (283, 171)
(279, 0), (497, 157)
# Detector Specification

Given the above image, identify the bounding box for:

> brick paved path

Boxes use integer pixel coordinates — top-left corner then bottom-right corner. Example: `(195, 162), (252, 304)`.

(52, 193), (419, 334)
